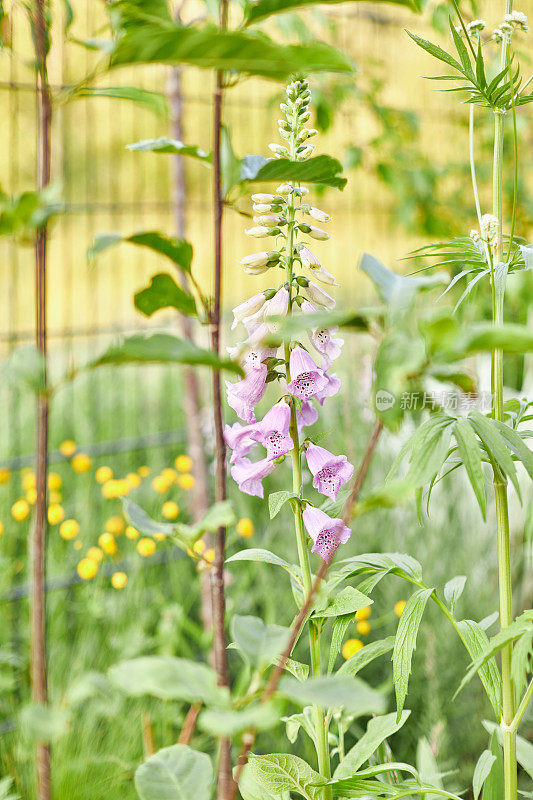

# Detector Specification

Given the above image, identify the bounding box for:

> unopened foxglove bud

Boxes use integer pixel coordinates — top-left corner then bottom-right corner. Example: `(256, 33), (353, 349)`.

(307, 207), (331, 223)
(253, 203), (283, 214)
(240, 251), (278, 268)
(243, 263), (273, 275)
(268, 143), (289, 157)
(251, 194), (284, 203)
(298, 223), (330, 241)
(305, 281), (336, 309)
(245, 226), (280, 238)
(308, 266), (338, 286)
(253, 215), (285, 226)
(263, 287), (289, 330)
(296, 144), (315, 159)
(295, 276), (309, 287)
(231, 293), (268, 330)
(298, 110), (311, 123)
(298, 246), (320, 269)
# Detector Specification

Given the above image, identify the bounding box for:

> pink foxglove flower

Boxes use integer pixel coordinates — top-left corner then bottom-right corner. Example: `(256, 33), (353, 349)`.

(301, 299), (343, 369)
(299, 246), (320, 269)
(223, 421), (255, 464)
(302, 506), (351, 563)
(287, 347), (328, 400)
(297, 400), (319, 432)
(263, 287), (289, 329)
(315, 372), (341, 405)
(226, 366), (268, 423)
(231, 293), (266, 330)
(225, 401), (293, 463)
(305, 443), (354, 501)
(231, 456), (276, 498)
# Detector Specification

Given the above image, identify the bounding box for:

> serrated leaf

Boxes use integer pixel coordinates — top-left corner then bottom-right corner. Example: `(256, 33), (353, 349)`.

(231, 615), (291, 669)
(135, 745), (212, 800)
(406, 30), (464, 74)
(108, 656), (227, 705)
(269, 490), (297, 519)
(134, 273), (196, 317)
(456, 620), (502, 719)
(127, 137), (212, 162)
(468, 411), (520, 497)
(473, 750), (496, 800)
(88, 230), (192, 273)
(327, 614), (352, 673)
(392, 587), (433, 720)
(91, 333), (242, 375)
(444, 575), (467, 613)
(334, 710), (411, 778)
(481, 731), (504, 800)
(226, 548), (301, 580)
(247, 754), (326, 800)
(453, 419), (487, 519)
(278, 675), (385, 716)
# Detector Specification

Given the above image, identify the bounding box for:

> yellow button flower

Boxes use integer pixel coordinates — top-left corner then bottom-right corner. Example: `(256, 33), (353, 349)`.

(355, 606), (371, 621)
(175, 455), (193, 473)
(98, 532), (117, 555)
(125, 525), (139, 540)
(152, 475), (170, 494)
(59, 440), (76, 458)
(138, 466), (150, 478)
(394, 600), (407, 618)
(0, 521), (4, 537)
(26, 488), (37, 505)
(161, 468), (178, 484)
(111, 571), (127, 590)
(71, 453), (92, 474)
(193, 539), (206, 554)
(198, 548), (216, 570)
(59, 519), (79, 540)
(154, 532), (166, 541)
(0, 467), (11, 485)
(48, 472), (62, 491)
(342, 639), (364, 660)
(236, 518), (254, 538)
(77, 557), (98, 580)
(101, 479), (127, 499)
(95, 466), (114, 484)
(178, 473), (195, 490)
(22, 472), (36, 492)
(137, 538), (156, 557)
(11, 499), (30, 522)
(125, 472), (141, 489)
(105, 516), (125, 536)
(356, 621), (371, 636)
(47, 504), (65, 525)
(162, 501), (179, 520)
(87, 546), (103, 563)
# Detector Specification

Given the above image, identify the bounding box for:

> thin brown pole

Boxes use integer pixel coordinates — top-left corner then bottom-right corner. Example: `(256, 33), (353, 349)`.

(32, 2), (51, 799)
(211, 0), (232, 795)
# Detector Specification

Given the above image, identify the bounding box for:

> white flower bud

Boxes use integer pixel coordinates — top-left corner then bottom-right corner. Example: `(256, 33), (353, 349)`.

(253, 203), (283, 213)
(305, 281), (336, 309)
(263, 287), (289, 331)
(239, 251), (277, 268)
(298, 245), (320, 269)
(307, 207), (331, 223)
(231, 292), (267, 330)
(245, 226), (279, 238)
(243, 263), (272, 275)
(307, 225), (330, 241)
(251, 193), (284, 203)
(268, 143), (289, 158)
(253, 215), (285, 225)
(309, 266), (338, 286)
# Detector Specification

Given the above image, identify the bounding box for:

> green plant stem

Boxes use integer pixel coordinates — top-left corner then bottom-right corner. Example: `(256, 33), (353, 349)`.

(284, 122), (331, 797)
(492, 7), (517, 795)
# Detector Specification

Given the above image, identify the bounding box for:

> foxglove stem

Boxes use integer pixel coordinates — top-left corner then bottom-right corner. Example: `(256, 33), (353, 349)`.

(283, 92), (332, 800)
(492, 2), (517, 796)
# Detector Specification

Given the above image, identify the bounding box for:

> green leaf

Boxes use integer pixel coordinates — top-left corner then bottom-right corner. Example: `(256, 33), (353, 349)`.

(70, 86), (168, 115)
(443, 575), (467, 614)
(91, 333), (243, 375)
(361, 252), (448, 308)
(481, 731), (504, 800)
(247, 753), (326, 800)
(122, 497), (177, 537)
(406, 30), (464, 74)
(108, 656), (227, 705)
(454, 322), (533, 357)
(199, 702), (280, 736)
(135, 745), (212, 800)
(482, 720), (533, 780)
(236, 763), (291, 800)
(127, 137), (212, 162)
(88, 231), (193, 273)
(269, 490), (297, 519)
(456, 620), (502, 719)
(2, 346), (46, 393)
(122, 497), (235, 548)
(338, 551), (423, 583)
(313, 586), (373, 618)
(392, 587), (433, 720)
(278, 675), (385, 716)
(417, 736), (443, 798)
(134, 273), (196, 317)
(231, 615), (291, 669)
(226, 548), (301, 580)
(19, 703), (70, 743)
(109, 24), (354, 80)
(493, 420), (533, 479)
(243, 154), (346, 190)
(338, 636), (395, 677)
(468, 411), (520, 497)
(244, 0), (417, 26)
(473, 750), (496, 800)
(334, 710), (411, 778)
(327, 614), (352, 674)
(453, 419), (487, 519)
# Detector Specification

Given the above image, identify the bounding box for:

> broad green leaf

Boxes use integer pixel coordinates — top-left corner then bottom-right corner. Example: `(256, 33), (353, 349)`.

(135, 745), (212, 800)
(231, 615), (291, 668)
(134, 273), (196, 317)
(361, 252), (448, 308)
(373, 331), (427, 429)
(468, 411), (520, 497)
(278, 675), (385, 716)
(334, 711), (411, 778)
(443, 575), (467, 614)
(19, 703), (70, 743)
(122, 497), (177, 537)
(453, 419), (487, 519)
(473, 750), (496, 800)
(237, 763), (291, 800)
(454, 322), (533, 357)
(327, 614), (352, 674)
(195, 501), (236, 535)
(108, 656), (227, 705)
(338, 552), (423, 584)
(127, 137), (212, 162)
(227, 548), (301, 580)
(247, 753), (326, 800)
(481, 731), (504, 800)
(88, 231), (192, 273)
(243, 154), (346, 190)
(276, 657), (309, 682)
(392, 587), (433, 720)
(122, 497), (235, 545)
(199, 702), (280, 736)
(69, 86), (168, 115)
(109, 24), (353, 80)
(338, 636), (395, 677)
(269, 490), (297, 519)
(313, 586), (373, 618)
(456, 620), (502, 719)
(92, 333), (242, 375)
(2, 346), (46, 393)
(244, 0), (418, 26)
